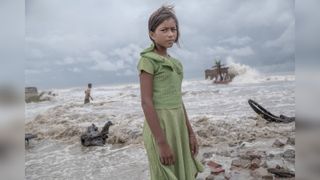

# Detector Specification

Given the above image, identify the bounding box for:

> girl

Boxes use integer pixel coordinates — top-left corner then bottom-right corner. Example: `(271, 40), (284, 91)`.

(138, 5), (204, 180)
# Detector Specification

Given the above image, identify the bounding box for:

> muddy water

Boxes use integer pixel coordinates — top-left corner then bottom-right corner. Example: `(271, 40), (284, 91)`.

(25, 74), (295, 179)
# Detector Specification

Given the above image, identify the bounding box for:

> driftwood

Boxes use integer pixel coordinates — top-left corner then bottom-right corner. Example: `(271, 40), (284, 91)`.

(80, 121), (113, 146)
(248, 99), (295, 123)
(267, 168), (295, 178)
(25, 133), (37, 144)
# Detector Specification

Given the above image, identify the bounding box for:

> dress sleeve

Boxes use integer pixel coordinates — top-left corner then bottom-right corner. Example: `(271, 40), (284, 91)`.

(137, 57), (154, 75)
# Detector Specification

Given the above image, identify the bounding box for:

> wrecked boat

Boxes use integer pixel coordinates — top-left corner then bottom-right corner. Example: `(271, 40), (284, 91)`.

(248, 99), (295, 123)
(205, 60), (236, 84)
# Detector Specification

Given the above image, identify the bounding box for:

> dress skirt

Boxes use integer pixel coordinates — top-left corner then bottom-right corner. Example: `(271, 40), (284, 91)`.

(143, 106), (204, 180)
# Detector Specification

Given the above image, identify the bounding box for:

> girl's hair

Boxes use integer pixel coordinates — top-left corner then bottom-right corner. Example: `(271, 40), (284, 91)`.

(148, 5), (180, 45)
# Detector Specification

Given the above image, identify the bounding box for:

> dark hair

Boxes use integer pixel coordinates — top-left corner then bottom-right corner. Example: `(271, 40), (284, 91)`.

(88, 83), (92, 88)
(148, 5), (180, 45)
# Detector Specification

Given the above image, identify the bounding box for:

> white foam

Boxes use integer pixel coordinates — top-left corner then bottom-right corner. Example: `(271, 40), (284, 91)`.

(25, 74), (295, 179)
(25, 72), (295, 142)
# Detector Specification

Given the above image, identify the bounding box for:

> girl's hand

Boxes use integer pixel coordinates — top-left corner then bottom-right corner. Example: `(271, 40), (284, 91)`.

(189, 134), (199, 157)
(157, 142), (175, 166)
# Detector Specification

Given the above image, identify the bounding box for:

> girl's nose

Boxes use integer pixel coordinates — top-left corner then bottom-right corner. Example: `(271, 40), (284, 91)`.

(168, 30), (174, 37)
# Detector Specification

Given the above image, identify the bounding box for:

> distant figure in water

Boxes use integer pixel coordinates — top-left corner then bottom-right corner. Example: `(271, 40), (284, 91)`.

(84, 83), (93, 104)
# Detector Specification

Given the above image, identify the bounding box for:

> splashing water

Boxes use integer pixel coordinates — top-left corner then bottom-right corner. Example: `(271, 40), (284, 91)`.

(227, 61), (261, 84)
(25, 71), (295, 179)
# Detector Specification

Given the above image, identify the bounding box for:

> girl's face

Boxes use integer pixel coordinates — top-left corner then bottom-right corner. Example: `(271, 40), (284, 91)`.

(150, 18), (177, 49)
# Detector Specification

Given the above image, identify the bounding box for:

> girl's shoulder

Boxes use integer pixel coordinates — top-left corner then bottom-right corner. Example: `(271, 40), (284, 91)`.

(137, 56), (159, 75)
(169, 57), (183, 68)
(138, 56), (158, 67)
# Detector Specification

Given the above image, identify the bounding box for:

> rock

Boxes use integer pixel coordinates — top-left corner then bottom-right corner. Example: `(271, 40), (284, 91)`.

(281, 149), (295, 160)
(240, 150), (265, 160)
(207, 160), (225, 175)
(228, 170), (252, 180)
(205, 174), (215, 180)
(228, 141), (238, 147)
(231, 159), (251, 169)
(286, 137), (295, 145)
(272, 139), (285, 148)
(216, 150), (231, 157)
(231, 159), (241, 167)
(205, 173), (226, 180)
(250, 167), (273, 179)
(211, 167), (225, 175)
(264, 160), (286, 170)
(249, 158), (261, 170)
(80, 121), (113, 146)
(267, 167), (295, 178)
(203, 152), (214, 158)
(267, 153), (275, 158)
(224, 172), (231, 180)
(262, 176), (274, 180)
(212, 174), (225, 180)
(197, 130), (209, 138)
(207, 161), (222, 168)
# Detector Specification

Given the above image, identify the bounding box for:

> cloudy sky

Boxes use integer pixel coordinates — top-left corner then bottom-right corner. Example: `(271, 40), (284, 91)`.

(25, 0), (294, 89)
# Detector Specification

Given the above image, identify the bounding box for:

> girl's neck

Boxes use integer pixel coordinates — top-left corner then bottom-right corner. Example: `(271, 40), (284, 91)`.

(154, 44), (168, 57)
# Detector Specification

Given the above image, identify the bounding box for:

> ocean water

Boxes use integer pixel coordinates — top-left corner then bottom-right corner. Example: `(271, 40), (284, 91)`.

(25, 65), (295, 180)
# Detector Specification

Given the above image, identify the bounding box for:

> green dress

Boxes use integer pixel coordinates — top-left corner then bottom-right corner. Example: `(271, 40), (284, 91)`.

(137, 44), (204, 180)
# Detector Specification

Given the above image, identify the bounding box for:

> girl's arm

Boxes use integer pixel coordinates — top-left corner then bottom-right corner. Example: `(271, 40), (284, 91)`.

(140, 71), (175, 165)
(182, 102), (196, 136)
(139, 72), (166, 144)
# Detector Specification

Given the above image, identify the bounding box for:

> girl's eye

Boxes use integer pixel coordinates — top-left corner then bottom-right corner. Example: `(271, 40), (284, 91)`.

(161, 29), (168, 32)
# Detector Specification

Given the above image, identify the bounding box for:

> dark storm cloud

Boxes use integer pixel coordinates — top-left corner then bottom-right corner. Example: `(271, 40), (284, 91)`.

(25, 0), (294, 88)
